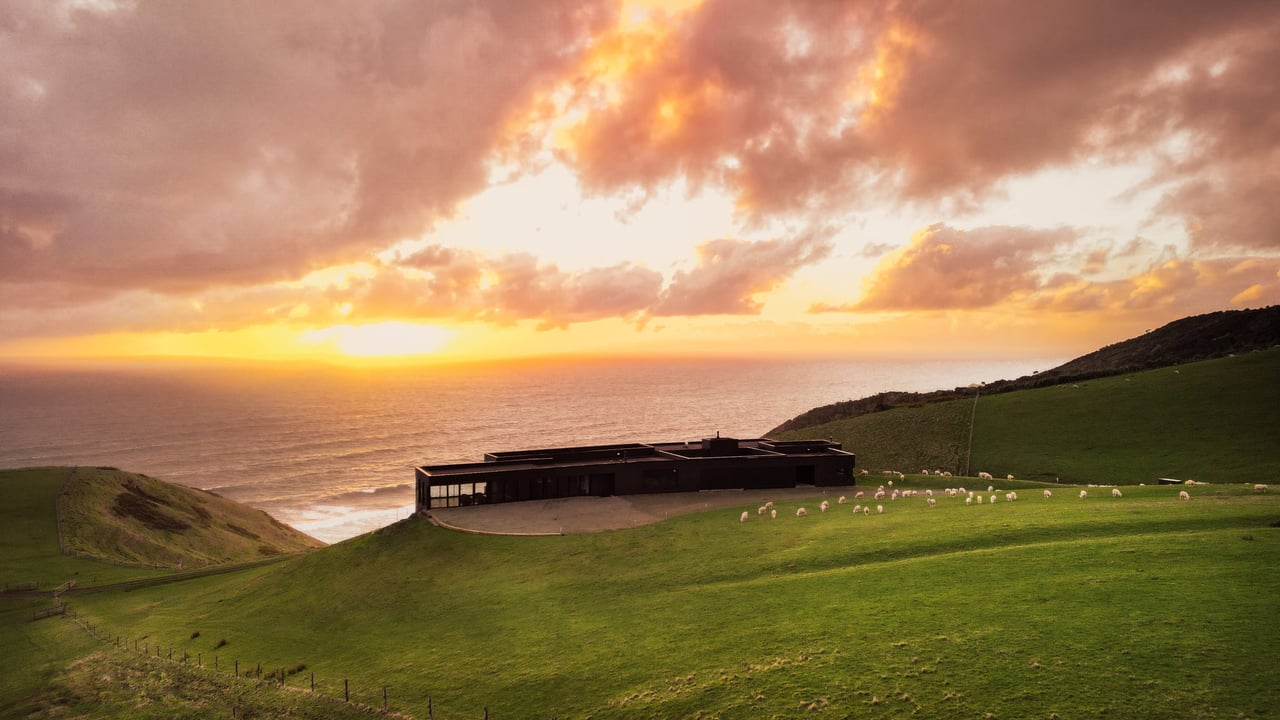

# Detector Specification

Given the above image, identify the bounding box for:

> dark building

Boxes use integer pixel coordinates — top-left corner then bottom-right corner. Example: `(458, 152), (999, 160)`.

(415, 436), (856, 511)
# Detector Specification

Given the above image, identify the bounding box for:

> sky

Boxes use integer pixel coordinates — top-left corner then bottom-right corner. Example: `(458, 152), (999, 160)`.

(2, 0), (1278, 366)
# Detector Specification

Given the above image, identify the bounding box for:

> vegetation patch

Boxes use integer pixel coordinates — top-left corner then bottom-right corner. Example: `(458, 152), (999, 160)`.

(224, 524), (260, 540)
(110, 492), (191, 533)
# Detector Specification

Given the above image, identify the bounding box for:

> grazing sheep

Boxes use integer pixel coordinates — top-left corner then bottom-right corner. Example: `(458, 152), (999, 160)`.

(771, 509), (777, 518)
(926, 489), (934, 497)
(957, 486), (966, 493)
(1179, 490), (1190, 500)
(978, 472), (993, 480)
(1254, 484), (1269, 493)
(942, 471), (953, 478)
(875, 490), (886, 500)
(853, 504), (862, 513)
(890, 490), (899, 500)
(896, 472), (905, 480)
(796, 507), (808, 517)
(765, 501), (774, 510)
(1079, 490), (1088, 499)
(863, 506), (870, 515)
(855, 491), (865, 498)
(990, 494), (997, 504)
(740, 511), (749, 522)
(965, 497), (972, 506)
(922, 469), (931, 476)
(1005, 492), (1017, 501)
(1006, 474), (1014, 481)
(877, 504), (884, 514)
(758, 506), (767, 515)
(820, 500), (830, 512)
(888, 480), (894, 487)
(1112, 488), (1123, 498)
(859, 469), (869, 476)
(987, 485), (994, 493)
(838, 496), (847, 504)
(976, 495), (983, 504)
(927, 498), (937, 508)
(1184, 479), (1195, 486)
(1043, 489), (1053, 498)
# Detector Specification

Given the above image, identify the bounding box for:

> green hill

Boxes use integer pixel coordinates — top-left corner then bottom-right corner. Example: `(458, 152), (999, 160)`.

(774, 348), (1280, 483)
(770, 305), (1280, 435)
(51, 484), (1280, 718)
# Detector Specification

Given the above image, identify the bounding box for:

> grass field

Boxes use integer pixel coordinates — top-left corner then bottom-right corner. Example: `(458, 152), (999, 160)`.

(52, 483), (1280, 719)
(778, 348), (1280, 485)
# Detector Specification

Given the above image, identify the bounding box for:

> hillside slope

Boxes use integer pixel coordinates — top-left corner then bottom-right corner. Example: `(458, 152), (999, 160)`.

(770, 305), (1280, 435)
(774, 349), (1280, 483)
(56, 466), (323, 569)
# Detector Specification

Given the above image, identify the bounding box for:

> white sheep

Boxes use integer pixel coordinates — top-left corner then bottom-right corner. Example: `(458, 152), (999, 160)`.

(875, 490), (886, 500)
(1005, 492), (1017, 501)
(876, 504), (884, 514)
(1079, 490), (1088, 499)
(819, 500), (830, 512)
(989, 494), (997, 504)
(987, 485), (994, 493)
(922, 469), (931, 476)
(740, 511), (749, 522)
(863, 506), (870, 515)
(977, 495), (983, 504)
(926, 489), (934, 497)
(838, 496), (847, 504)
(1255, 484), (1269, 493)
(978, 472), (992, 480)
(765, 501), (774, 510)
(859, 469), (869, 476)
(852, 504), (862, 513)
(796, 507), (808, 517)
(927, 498), (937, 508)
(855, 491), (865, 498)
(965, 496), (972, 506)
(757, 506), (767, 515)
(1006, 474), (1014, 481)
(888, 480), (894, 487)
(771, 509), (778, 518)
(1043, 489), (1053, 498)
(1112, 488), (1123, 498)
(1179, 490), (1190, 500)
(942, 471), (953, 478)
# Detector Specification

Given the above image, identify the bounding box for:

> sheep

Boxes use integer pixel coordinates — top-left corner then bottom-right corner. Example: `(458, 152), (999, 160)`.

(896, 472), (905, 480)
(1255, 484), (1269, 493)
(890, 490), (899, 500)
(875, 490), (886, 500)
(863, 506), (870, 515)
(990, 494), (997, 504)
(941, 471), (953, 478)
(1112, 488), (1123, 498)
(958, 486), (966, 493)
(925, 489), (934, 497)
(1179, 490), (1190, 500)
(740, 511), (749, 522)
(852, 504), (862, 513)
(888, 480), (894, 487)
(965, 496), (972, 506)
(820, 500), (830, 512)
(1043, 489), (1053, 498)
(877, 504), (884, 514)
(927, 498), (937, 508)
(1006, 474), (1014, 481)
(765, 501), (774, 510)
(976, 495), (983, 504)
(771, 509), (778, 518)
(1005, 492), (1017, 501)
(758, 506), (767, 515)
(854, 491), (865, 498)
(987, 485), (994, 493)
(978, 472), (993, 480)
(1079, 490), (1088, 499)
(796, 507), (808, 517)
(922, 469), (931, 476)
(859, 469), (869, 476)
(838, 496), (847, 504)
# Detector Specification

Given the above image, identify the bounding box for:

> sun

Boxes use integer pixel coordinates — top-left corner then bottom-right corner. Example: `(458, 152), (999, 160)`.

(301, 322), (457, 360)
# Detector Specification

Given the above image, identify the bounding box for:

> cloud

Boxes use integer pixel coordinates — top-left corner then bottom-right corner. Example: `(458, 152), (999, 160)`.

(1035, 257), (1280, 314)
(841, 224), (1077, 312)
(546, 0), (1280, 243)
(653, 230), (833, 316)
(0, 0), (615, 292)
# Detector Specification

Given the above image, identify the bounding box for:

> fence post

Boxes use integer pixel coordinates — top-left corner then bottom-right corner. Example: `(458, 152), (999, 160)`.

(485, 707), (489, 719)
(383, 686), (387, 712)
(344, 679), (349, 702)
(310, 671), (314, 692)
(198, 653), (201, 668)
(235, 659), (239, 677)
(429, 693), (433, 719)
(215, 655), (218, 671)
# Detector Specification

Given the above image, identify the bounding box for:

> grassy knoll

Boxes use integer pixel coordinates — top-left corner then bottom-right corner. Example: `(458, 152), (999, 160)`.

(778, 348), (1280, 484)
(62, 483), (1280, 719)
(59, 466), (323, 569)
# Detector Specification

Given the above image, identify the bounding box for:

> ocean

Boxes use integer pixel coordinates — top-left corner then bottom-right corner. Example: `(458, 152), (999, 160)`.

(0, 356), (1059, 542)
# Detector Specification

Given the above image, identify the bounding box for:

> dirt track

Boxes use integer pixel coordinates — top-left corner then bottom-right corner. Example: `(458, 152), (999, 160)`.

(427, 484), (863, 535)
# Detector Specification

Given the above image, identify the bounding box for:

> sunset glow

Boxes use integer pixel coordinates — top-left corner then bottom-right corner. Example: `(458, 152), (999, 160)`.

(1, 1), (1277, 366)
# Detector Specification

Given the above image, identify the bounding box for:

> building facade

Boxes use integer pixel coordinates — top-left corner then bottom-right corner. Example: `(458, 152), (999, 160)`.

(416, 436), (856, 511)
